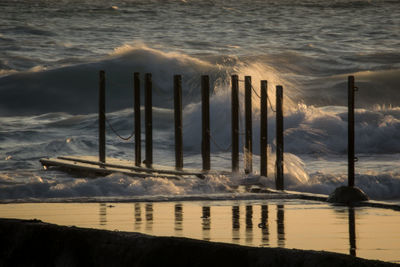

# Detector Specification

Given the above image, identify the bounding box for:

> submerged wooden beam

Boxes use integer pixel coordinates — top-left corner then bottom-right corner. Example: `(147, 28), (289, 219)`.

(40, 157), (183, 180)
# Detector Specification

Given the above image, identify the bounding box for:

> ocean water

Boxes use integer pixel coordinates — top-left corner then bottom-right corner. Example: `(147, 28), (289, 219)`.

(1, 0), (400, 202)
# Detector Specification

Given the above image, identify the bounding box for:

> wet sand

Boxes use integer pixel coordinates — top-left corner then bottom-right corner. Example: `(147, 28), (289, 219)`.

(0, 218), (397, 267)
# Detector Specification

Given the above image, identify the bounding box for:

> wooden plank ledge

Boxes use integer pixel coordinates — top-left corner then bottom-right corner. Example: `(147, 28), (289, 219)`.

(56, 155), (231, 178)
(40, 157), (188, 180)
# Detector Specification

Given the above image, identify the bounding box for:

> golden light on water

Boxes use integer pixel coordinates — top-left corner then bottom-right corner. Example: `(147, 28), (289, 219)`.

(0, 200), (399, 263)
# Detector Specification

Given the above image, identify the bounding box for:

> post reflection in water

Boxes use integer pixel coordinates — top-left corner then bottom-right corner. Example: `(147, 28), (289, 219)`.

(259, 205), (269, 246)
(348, 207), (356, 257)
(232, 206), (240, 242)
(99, 203), (107, 226)
(145, 203), (153, 231)
(134, 203), (141, 230)
(245, 205), (253, 244)
(277, 205), (285, 248)
(202, 206), (211, 241)
(174, 204), (183, 234)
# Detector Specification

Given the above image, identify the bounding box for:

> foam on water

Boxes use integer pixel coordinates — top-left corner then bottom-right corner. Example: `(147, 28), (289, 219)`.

(0, 0), (399, 202)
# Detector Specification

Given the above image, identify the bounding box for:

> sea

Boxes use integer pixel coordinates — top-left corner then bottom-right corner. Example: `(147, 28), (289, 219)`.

(1, 0), (400, 203)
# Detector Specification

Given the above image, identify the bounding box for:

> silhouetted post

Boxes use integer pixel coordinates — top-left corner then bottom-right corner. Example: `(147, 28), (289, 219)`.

(245, 76), (253, 174)
(201, 75), (210, 171)
(231, 75), (239, 172)
(134, 72), (141, 166)
(348, 76), (355, 187)
(174, 75), (183, 170)
(145, 73), (153, 168)
(99, 70), (106, 164)
(275, 85), (284, 190)
(260, 80), (268, 177)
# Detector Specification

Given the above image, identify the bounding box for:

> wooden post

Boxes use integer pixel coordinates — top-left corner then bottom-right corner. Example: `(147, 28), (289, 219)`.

(244, 76), (252, 174)
(201, 75), (210, 171)
(99, 70), (106, 164)
(260, 80), (268, 177)
(174, 75), (183, 170)
(348, 76), (355, 187)
(275, 85), (284, 190)
(231, 75), (239, 173)
(134, 72), (141, 166)
(145, 73), (152, 168)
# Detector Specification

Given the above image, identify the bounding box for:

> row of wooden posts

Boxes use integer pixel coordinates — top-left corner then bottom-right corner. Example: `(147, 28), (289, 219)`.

(99, 70), (357, 190)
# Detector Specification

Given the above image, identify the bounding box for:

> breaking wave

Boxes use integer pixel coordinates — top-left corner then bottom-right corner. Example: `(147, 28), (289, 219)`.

(1, 44), (400, 202)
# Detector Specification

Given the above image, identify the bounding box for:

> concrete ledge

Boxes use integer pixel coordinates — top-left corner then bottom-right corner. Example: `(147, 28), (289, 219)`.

(0, 218), (397, 267)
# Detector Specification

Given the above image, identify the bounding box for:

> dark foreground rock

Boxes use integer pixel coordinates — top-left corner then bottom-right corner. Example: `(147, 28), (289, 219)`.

(0, 218), (397, 267)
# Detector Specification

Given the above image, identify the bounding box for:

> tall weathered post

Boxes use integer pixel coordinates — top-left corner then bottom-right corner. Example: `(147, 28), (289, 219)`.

(99, 70), (106, 164)
(275, 85), (284, 190)
(134, 72), (141, 166)
(260, 80), (268, 177)
(327, 76), (368, 203)
(145, 73), (153, 168)
(174, 75), (183, 170)
(201, 75), (210, 171)
(348, 76), (355, 187)
(244, 76), (253, 174)
(231, 75), (239, 172)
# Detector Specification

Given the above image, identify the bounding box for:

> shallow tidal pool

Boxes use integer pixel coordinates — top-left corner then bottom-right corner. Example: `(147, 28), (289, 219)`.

(1, 199), (399, 263)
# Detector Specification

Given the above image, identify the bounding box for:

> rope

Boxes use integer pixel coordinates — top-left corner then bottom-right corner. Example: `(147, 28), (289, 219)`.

(104, 113), (135, 141)
(251, 84), (261, 99)
(210, 133), (232, 152)
(267, 95), (276, 113)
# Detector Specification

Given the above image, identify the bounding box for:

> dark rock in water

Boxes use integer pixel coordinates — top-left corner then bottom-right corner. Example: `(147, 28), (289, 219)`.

(0, 218), (397, 267)
(328, 186), (369, 204)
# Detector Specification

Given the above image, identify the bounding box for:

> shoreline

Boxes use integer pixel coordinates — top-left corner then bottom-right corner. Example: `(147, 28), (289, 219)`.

(1, 191), (399, 211)
(0, 218), (398, 267)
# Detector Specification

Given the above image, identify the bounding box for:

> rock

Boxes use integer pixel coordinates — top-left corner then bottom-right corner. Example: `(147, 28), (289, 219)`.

(327, 186), (369, 204)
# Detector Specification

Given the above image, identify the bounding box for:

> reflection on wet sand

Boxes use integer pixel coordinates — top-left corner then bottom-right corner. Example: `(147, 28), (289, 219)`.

(245, 205), (253, 244)
(202, 206), (211, 241)
(145, 203), (153, 231)
(97, 203), (287, 249)
(349, 207), (356, 257)
(95, 202), (356, 259)
(134, 203), (141, 230)
(277, 205), (285, 248)
(232, 206), (240, 243)
(260, 205), (269, 246)
(175, 204), (183, 234)
(99, 203), (106, 226)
